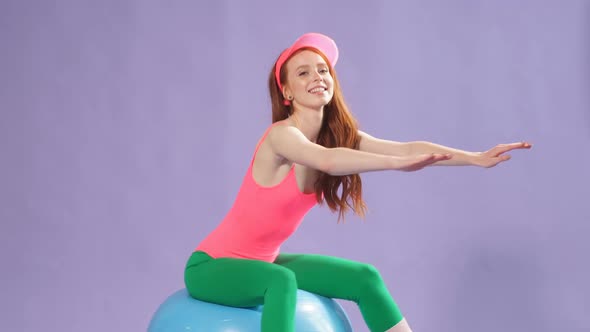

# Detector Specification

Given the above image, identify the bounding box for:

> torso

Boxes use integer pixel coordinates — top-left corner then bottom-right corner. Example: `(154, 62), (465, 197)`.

(251, 121), (320, 195)
(194, 120), (320, 262)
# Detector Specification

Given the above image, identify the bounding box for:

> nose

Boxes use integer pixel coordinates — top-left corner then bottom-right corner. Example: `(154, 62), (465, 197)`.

(312, 70), (323, 82)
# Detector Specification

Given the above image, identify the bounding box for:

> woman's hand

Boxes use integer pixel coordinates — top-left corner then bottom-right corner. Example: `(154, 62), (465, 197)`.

(474, 142), (533, 168)
(391, 153), (453, 172)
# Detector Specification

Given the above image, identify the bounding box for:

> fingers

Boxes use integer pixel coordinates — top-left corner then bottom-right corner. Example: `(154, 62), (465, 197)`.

(397, 153), (454, 171)
(414, 153), (451, 167)
(484, 155), (511, 168)
(395, 153), (455, 171)
(489, 142), (532, 157)
(499, 141), (533, 152)
(416, 153), (451, 163)
(404, 155), (434, 170)
(434, 153), (453, 161)
(509, 142), (532, 149)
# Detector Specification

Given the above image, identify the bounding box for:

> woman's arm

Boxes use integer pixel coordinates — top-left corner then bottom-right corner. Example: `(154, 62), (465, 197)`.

(358, 130), (532, 168)
(268, 125), (451, 176)
(405, 141), (479, 166)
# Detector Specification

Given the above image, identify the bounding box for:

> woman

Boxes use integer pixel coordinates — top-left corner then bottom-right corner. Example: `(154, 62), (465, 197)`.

(184, 33), (531, 332)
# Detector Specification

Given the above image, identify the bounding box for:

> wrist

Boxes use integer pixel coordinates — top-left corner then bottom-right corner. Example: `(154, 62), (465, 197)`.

(387, 155), (402, 170)
(468, 152), (484, 167)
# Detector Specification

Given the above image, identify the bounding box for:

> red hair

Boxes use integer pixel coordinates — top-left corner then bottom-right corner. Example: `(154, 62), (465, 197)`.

(268, 48), (367, 222)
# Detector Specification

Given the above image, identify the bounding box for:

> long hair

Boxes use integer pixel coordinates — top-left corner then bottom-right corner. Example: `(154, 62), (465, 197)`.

(268, 47), (367, 222)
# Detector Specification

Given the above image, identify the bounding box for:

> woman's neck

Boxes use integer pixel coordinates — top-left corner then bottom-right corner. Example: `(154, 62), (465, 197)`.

(288, 106), (324, 142)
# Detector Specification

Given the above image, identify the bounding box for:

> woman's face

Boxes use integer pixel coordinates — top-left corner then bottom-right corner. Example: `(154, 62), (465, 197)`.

(283, 50), (334, 109)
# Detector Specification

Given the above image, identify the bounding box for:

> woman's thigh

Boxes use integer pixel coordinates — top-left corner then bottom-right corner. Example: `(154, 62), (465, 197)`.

(273, 253), (383, 301)
(185, 251), (296, 308)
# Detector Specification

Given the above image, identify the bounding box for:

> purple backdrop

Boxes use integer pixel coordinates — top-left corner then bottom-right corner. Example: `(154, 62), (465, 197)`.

(2, 1), (589, 331)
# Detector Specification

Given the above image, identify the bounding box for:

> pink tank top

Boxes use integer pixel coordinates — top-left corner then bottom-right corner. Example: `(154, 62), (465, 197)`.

(195, 123), (318, 262)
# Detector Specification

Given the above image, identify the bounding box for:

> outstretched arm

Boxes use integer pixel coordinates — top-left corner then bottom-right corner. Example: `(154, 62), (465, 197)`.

(268, 125), (451, 176)
(358, 130), (532, 168)
(405, 141), (533, 167)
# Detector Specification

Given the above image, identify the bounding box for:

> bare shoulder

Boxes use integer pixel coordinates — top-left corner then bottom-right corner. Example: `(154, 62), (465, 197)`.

(267, 121), (307, 144)
(255, 121), (293, 164)
(357, 129), (381, 143)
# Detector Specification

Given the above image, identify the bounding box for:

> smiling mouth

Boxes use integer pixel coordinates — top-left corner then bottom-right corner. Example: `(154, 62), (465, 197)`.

(308, 87), (327, 94)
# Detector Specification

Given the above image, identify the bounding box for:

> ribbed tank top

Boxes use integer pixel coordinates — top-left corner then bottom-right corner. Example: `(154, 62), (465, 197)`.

(195, 123), (318, 262)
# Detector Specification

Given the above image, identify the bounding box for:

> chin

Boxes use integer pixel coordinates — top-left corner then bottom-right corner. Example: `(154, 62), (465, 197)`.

(307, 102), (330, 110)
(307, 97), (333, 109)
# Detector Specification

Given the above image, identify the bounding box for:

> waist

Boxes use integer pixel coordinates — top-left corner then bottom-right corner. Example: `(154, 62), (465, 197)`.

(193, 245), (280, 263)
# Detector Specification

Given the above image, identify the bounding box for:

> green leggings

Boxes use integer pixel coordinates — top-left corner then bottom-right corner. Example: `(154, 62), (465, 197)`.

(184, 251), (404, 332)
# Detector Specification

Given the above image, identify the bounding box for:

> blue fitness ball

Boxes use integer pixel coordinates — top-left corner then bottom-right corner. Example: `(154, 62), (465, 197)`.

(148, 288), (353, 331)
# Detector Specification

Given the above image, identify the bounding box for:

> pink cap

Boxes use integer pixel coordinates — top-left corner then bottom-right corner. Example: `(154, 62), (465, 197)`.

(274, 33), (339, 103)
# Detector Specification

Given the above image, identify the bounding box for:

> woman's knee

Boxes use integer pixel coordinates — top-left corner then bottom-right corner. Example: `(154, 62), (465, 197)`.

(269, 267), (298, 291)
(357, 263), (385, 290)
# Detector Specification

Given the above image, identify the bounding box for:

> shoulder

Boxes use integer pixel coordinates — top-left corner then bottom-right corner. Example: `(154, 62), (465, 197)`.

(267, 120), (305, 141)
(357, 129), (373, 139)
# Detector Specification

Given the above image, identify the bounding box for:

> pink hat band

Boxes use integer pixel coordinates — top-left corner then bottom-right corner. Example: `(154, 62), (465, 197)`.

(274, 33), (339, 105)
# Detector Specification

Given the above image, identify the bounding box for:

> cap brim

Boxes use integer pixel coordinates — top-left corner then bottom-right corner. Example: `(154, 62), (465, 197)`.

(287, 32), (339, 67)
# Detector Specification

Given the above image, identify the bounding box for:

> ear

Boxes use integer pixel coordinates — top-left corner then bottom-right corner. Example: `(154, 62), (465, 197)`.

(282, 85), (292, 100)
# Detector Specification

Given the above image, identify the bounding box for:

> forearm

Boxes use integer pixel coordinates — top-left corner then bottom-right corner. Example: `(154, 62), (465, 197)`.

(324, 147), (395, 175)
(406, 141), (480, 166)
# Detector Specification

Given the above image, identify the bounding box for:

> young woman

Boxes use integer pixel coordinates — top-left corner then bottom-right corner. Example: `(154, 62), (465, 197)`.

(184, 33), (532, 332)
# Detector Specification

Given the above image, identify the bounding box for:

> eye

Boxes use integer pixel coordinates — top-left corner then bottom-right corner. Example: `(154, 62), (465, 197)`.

(319, 68), (329, 74)
(298, 71), (308, 76)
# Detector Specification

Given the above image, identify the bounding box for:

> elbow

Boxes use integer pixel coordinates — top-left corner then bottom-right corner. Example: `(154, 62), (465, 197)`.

(319, 159), (334, 175)
(317, 150), (337, 175)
